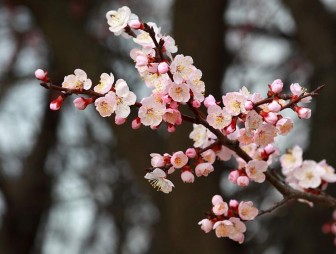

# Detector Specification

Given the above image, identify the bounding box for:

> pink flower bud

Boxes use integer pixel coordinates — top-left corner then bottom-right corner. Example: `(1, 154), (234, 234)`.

(115, 117), (126, 125)
(136, 55), (148, 67)
(270, 79), (283, 94)
(268, 101), (281, 112)
(35, 69), (47, 80)
(186, 148), (197, 158)
(129, 19), (141, 29)
(296, 107), (311, 119)
(192, 100), (201, 108)
(73, 97), (92, 110)
(181, 171), (195, 183)
(264, 144), (275, 155)
(229, 199), (239, 208)
(237, 176), (249, 186)
(132, 117), (141, 129)
(204, 95), (216, 108)
(50, 96), (63, 111)
(170, 101), (179, 109)
(163, 95), (171, 104)
(167, 124), (176, 133)
(228, 170), (239, 184)
(264, 112), (278, 124)
(212, 195), (224, 206)
(158, 62), (169, 74)
(244, 100), (254, 110)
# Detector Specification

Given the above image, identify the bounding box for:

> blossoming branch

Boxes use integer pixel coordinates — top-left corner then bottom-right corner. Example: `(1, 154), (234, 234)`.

(35, 6), (336, 244)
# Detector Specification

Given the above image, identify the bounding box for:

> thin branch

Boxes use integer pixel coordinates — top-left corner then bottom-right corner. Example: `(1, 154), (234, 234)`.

(258, 196), (294, 216)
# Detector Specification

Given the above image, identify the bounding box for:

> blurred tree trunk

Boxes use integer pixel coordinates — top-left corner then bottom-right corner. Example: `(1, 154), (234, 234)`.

(278, 1), (336, 253)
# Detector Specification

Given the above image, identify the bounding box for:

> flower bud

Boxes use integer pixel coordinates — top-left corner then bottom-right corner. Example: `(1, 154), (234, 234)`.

(268, 100), (281, 112)
(237, 176), (249, 187)
(244, 100), (254, 110)
(264, 112), (278, 124)
(35, 69), (47, 81)
(186, 148), (197, 158)
(229, 199), (239, 208)
(270, 79), (283, 94)
(129, 19), (141, 29)
(132, 117), (141, 129)
(158, 62), (169, 74)
(73, 97), (92, 110)
(228, 170), (239, 184)
(136, 55), (148, 67)
(204, 95), (216, 108)
(115, 117), (126, 125)
(295, 107), (311, 119)
(264, 144), (275, 155)
(198, 219), (213, 233)
(192, 100), (201, 108)
(212, 195), (224, 206)
(50, 95), (63, 111)
(167, 124), (176, 133)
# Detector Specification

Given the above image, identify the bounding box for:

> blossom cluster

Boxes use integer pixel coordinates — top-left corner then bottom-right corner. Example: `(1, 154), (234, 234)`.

(198, 195), (258, 243)
(34, 5), (336, 246)
(280, 146), (336, 191)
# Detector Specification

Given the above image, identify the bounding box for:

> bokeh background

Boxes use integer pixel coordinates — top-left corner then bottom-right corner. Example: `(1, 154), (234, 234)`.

(0, 0), (336, 253)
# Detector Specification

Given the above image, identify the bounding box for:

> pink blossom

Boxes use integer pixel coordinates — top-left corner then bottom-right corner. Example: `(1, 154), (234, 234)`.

(245, 110), (262, 132)
(254, 124), (277, 147)
(144, 168), (174, 194)
(318, 160), (336, 183)
(237, 176), (250, 187)
(201, 149), (216, 164)
(50, 96), (63, 111)
(138, 97), (165, 127)
(95, 92), (116, 117)
(264, 144), (275, 155)
(186, 148), (197, 158)
(245, 160), (268, 183)
(181, 170), (195, 183)
(270, 79), (283, 94)
(170, 54), (194, 83)
(198, 219), (213, 233)
(94, 73), (114, 94)
(171, 151), (188, 169)
(280, 146), (303, 175)
(213, 220), (234, 238)
(216, 146), (234, 161)
(238, 201), (258, 220)
(229, 217), (246, 244)
(62, 69), (92, 90)
(106, 6), (134, 35)
(195, 162), (214, 177)
(206, 105), (232, 130)
(168, 83), (190, 103)
(163, 108), (182, 125)
(276, 118), (293, 135)
(211, 195), (224, 206)
(222, 92), (247, 116)
(293, 160), (324, 189)
(213, 200), (229, 216)
(150, 153), (165, 167)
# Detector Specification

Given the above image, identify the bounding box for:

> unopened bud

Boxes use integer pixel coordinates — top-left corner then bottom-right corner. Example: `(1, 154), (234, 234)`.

(244, 100), (254, 110)
(115, 117), (126, 125)
(270, 79), (283, 94)
(158, 62), (169, 74)
(237, 176), (250, 187)
(50, 95), (63, 111)
(186, 148), (197, 158)
(268, 100), (281, 112)
(132, 117), (141, 129)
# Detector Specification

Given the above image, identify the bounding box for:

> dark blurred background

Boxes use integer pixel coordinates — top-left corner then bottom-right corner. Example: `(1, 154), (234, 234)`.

(0, 0), (335, 253)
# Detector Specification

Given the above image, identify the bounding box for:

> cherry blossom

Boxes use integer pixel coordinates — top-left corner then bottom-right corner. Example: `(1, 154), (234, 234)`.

(238, 201), (259, 220)
(206, 105), (232, 130)
(106, 6), (137, 36)
(62, 69), (92, 90)
(171, 151), (188, 169)
(144, 168), (174, 194)
(138, 97), (166, 127)
(94, 92), (116, 117)
(94, 73), (114, 94)
(245, 160), (268, 183)
(222, 92), (247, 116)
